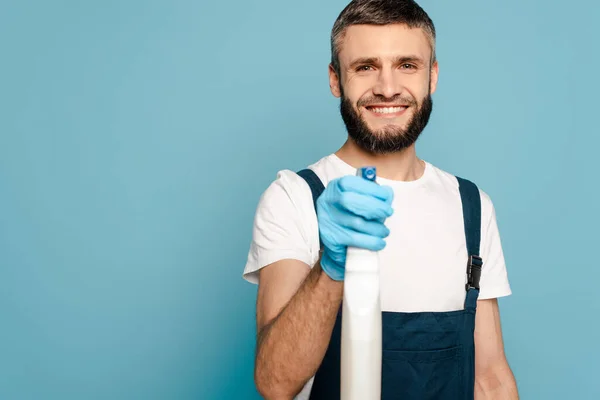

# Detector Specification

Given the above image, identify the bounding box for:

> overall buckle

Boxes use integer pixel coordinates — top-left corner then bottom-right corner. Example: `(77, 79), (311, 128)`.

(466, 255), (483, 291)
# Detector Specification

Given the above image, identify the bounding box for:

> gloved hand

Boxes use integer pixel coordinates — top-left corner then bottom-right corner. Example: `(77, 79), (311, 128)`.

(316, 175), (394, 281)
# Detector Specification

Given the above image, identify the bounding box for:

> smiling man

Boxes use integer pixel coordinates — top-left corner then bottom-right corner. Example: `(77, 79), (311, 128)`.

(243, 1), (519, 399)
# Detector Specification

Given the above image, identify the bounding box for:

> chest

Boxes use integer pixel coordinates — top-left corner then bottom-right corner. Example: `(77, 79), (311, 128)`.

(378, 190), (469, 312)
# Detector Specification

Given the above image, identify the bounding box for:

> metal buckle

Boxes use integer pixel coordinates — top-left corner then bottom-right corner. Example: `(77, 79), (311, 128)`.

(466, 255), (483, 291)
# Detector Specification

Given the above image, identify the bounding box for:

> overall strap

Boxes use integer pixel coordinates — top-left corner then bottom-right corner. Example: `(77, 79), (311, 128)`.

(456, 176), (483, 310)
(297, 168), (325, 248)
(297, 168), (325, 209)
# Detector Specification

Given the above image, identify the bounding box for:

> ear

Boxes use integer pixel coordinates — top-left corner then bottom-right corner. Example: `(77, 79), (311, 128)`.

(328, 64), (341, 98)
(429, 60), (439, 95)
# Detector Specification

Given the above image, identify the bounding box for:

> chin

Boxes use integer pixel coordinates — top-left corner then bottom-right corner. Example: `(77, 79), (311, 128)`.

(369, 121), (407, 133)
(366, 113), (410, 125)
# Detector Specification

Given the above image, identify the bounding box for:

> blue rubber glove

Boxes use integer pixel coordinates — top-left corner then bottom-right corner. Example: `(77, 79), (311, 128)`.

(316, 175), (394, 281)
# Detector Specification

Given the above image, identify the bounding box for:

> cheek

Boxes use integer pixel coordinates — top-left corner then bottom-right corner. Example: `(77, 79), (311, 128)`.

(400, 71), (430, 93)
(417, 75), (433, 96)
(345, 76), (375, 99)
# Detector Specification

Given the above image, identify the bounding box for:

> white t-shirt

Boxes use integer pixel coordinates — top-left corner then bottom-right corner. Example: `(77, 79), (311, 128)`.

(242, 153), (512, 398)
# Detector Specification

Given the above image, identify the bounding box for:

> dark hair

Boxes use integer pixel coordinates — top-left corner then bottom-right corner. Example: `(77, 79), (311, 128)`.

(330, 0), (436, 75)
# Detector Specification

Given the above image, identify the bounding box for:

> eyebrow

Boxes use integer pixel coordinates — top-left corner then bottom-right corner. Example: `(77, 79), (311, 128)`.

(348, 55), (426, 69)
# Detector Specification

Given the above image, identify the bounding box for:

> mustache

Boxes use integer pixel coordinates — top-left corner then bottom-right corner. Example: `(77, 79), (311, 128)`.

(357, 94), (417, 108)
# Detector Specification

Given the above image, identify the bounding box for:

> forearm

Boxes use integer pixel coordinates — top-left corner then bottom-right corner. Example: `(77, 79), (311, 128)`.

(475, 362), (519, 399)
(255, 261), (343, 399)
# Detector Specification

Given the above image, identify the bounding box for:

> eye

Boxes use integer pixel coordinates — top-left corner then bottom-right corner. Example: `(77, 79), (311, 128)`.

(356, 65), (373, 72)
(400, 63), (416, 70)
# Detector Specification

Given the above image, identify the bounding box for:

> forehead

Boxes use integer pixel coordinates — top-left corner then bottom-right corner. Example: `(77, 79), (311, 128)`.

(338, 24), (432, 65)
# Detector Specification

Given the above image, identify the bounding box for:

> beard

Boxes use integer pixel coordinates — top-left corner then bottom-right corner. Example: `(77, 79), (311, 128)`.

(339, 86), (433, 154)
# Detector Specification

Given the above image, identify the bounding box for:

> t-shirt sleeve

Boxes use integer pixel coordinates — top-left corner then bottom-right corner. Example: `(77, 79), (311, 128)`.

(478, 191), (512, 300)
(242, 170), (319, 285)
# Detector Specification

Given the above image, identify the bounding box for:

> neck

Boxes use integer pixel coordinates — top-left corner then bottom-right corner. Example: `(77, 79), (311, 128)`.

(335, 138), (425, 182)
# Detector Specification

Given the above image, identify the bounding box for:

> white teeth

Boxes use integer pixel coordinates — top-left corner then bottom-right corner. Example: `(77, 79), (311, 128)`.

(371, 106), (406, 114)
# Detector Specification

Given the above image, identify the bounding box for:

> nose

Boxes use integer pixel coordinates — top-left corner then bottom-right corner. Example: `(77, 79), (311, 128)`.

(372, 68), (402, 99)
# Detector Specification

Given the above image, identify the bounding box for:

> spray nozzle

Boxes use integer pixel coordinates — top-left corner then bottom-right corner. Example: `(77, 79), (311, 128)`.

(357, 166), (377, 182)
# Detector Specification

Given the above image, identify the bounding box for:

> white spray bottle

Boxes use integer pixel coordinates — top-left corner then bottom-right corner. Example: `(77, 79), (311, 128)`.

(340, 166), (382, 400)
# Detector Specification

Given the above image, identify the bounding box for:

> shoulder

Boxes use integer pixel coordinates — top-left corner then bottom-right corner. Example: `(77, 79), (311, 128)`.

(242, 158), (333, 284)
(251, 154), (348, 240)
(258, 168), (313, 209)
(258, 154), (336, 204)
(426, 162), (496, 224)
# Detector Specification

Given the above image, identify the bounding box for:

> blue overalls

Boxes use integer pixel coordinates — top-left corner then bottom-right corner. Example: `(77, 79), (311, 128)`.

(297, 168), (483, 400)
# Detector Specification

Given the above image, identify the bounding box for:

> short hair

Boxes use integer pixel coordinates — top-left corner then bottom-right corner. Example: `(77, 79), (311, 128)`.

(330, 0), (436, 75)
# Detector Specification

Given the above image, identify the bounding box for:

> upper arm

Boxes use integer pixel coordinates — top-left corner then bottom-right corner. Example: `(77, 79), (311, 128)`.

(243, 171), (318, 332)
(474, 298), (508, 372)
(256, 259), (310, 333)
(478, 192), (512, 300)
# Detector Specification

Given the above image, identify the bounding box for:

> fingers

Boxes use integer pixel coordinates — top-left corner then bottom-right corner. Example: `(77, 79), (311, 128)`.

(337, 175), (394, 203)
(345, 231), (387, 251)
(336, 191), (393, 221)
(337, 212), (390, 238)
(317, 174), (395, 255)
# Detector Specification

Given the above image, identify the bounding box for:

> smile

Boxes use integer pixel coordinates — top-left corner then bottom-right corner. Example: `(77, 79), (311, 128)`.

(365, 105), (408, 117)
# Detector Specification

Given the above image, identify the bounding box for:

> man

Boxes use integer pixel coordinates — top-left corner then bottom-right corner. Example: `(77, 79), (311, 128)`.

(242, 0), (519, 399)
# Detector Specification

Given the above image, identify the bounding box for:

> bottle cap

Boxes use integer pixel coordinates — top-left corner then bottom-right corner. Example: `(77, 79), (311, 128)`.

(357, 166), (376, 182)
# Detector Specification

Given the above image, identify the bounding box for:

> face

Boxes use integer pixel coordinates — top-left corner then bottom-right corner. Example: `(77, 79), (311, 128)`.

(329, 24), (439, 154)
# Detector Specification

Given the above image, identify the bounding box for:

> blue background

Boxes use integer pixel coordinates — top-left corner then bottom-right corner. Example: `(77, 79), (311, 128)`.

(1, 0), (598, 398)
